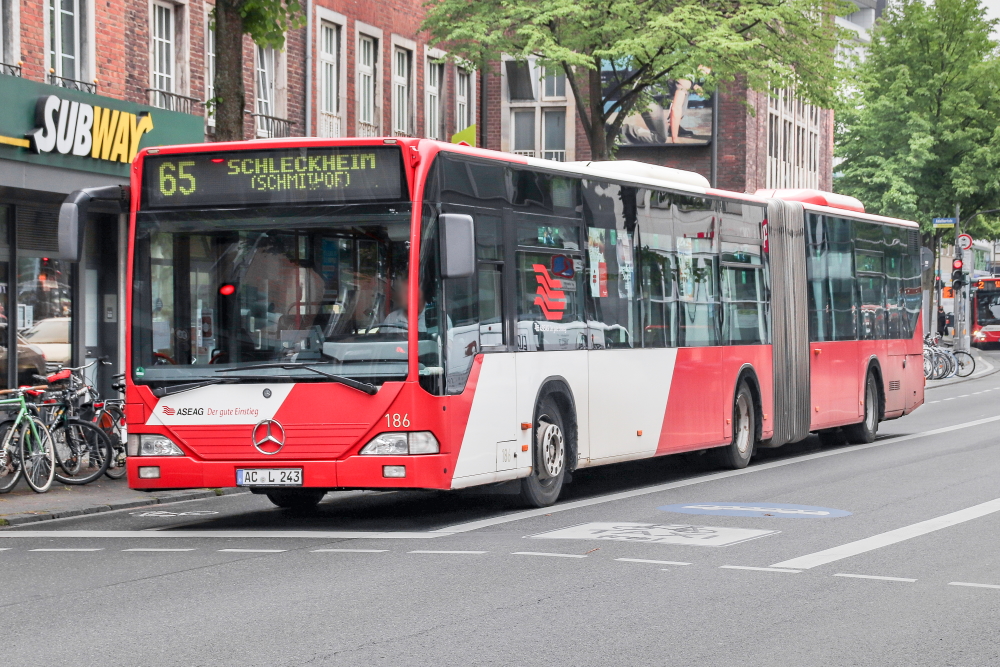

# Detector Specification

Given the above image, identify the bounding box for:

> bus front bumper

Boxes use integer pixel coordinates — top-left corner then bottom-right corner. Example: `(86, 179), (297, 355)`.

(127, 454), (454, 491)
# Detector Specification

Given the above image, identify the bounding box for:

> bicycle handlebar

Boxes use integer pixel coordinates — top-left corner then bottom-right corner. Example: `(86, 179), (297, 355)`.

(0, 385), (49, 396)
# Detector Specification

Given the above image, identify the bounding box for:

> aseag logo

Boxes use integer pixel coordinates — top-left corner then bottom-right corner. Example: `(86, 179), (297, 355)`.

(532, 264), (567, 321)
(26, 95), (154, 164)
(161, 405), (204, 416)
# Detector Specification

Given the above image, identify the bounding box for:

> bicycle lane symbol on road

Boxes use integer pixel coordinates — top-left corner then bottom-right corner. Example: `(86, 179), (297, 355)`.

(657, 503), (851, 519)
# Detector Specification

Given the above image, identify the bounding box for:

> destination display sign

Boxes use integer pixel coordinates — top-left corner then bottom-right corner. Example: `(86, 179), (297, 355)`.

(141, 146), (405, 208)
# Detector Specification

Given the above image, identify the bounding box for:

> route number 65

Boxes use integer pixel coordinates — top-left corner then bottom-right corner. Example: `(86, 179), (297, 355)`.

(385, 413), (410, 428)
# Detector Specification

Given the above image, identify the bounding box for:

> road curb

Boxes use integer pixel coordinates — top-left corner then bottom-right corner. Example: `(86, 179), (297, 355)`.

(0, 487), (250, 527)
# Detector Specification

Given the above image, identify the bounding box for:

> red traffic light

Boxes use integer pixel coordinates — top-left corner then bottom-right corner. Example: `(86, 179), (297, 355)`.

(952, 258), (964, 270)
(219, 284), (236, 296)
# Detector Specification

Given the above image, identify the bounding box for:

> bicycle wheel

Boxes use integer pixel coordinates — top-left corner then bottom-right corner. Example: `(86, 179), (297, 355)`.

(98, 406), (127, 480)
(52, 420), (112, 485)
(932, 351), (949, 380)
(923, 351), (934, 379)
(19, 416), (55, 493)
(0, 421), (21, 493)
(944, 351), (958, 378)
(954, 351), (976, 378)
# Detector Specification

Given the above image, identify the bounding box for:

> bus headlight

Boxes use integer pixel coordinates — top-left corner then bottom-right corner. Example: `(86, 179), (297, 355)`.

(130, 434), (185, 456)
(360, 432), (440, 455)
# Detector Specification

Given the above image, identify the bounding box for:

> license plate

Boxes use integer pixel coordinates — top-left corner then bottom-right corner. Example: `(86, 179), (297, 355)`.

(236, 468), (303, 487)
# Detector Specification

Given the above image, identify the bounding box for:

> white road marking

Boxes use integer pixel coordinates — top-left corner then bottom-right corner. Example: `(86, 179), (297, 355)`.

(944, 397), (955, 401)
(615, 558), (692, 566)
(408, 550), (487, 554)
(435, 415), (1000, 534)
(949, 581), (1000, 589)
(29, 548), (103, 552)
(772, 496), (1000, 570)
(218, 549), (286, 553)
(123, 548), (196, 552)
(512, 552), (586, 559)
(311, 549), (388, 553)
(834, 573), (916, 582)
(720, 565), (801, 573)
(928, 401), (940, 403)
(0, 530), (440, 539)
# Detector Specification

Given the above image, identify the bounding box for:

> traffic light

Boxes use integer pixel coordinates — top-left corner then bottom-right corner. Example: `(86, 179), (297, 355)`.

(952, 258), (966, 289)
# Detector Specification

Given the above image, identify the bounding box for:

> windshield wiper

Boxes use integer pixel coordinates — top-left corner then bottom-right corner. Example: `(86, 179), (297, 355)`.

(214, 363), (378, 395)
(151, 378), (238, 398)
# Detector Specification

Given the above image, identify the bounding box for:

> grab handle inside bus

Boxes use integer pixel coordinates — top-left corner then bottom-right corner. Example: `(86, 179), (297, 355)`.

(58, 185), (130, 261)
(439, 213), (475, 279)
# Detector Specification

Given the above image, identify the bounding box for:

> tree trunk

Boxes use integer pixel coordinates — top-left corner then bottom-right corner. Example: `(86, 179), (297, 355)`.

(214, 0), (246, 142)
(588, 67), (609, 160)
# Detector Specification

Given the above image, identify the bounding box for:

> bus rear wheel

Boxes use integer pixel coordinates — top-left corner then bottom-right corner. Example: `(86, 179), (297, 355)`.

(519, 396), (567, 508)
(265, 489), (326, 510)
(844, 373), (879, 444)
(716, 381), (755, 470)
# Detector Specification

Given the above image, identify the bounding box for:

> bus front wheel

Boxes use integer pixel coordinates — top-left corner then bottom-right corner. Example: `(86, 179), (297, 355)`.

(519, 396), (567, 508)
(716, 381), (755, 470)
(844, 373), (879, 444)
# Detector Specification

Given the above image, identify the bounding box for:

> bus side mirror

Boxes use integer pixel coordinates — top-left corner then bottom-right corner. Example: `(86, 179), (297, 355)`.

(58, 185), (130, 261)
(440, 213), (475, 279)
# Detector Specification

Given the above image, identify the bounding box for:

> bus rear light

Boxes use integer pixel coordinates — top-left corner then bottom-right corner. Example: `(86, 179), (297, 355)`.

(129, 434), (184, 456)
(383, 465), (406, 478)
(360, 432), (440, 455)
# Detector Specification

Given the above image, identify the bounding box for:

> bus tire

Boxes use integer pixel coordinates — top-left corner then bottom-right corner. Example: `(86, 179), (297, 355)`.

(844, 372), (879, 444)
(265, 489), (326, 510)
(519, 396), (567, 508)
(716, 381), (755, 470)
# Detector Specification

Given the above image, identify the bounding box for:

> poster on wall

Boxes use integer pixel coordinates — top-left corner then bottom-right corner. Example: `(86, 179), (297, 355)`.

(601, 63), (714, 146)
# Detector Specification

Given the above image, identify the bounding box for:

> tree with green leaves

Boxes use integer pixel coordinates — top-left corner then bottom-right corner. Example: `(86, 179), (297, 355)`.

(212, 0), (304, 142)
(422, 0), (847, 160)
(836, 0), (1000, 242)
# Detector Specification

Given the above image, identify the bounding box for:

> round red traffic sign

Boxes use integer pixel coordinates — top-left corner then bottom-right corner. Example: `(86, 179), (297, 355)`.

(958, 233), (973, 251)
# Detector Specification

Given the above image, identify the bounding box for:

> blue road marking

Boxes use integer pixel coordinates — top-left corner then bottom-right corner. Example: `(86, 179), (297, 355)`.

(658, 502), (852, 519)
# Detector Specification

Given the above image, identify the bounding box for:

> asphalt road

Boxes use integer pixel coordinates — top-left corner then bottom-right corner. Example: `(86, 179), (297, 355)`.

(4, 357), (1000, 666)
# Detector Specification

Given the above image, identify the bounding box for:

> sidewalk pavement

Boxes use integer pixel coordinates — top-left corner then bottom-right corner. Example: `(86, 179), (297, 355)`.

(0, 476), (247, 526)
(925, 347), (1000, 389)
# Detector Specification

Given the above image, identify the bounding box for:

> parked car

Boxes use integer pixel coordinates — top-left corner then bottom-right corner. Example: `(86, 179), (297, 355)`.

(22, 316), (71, 369)
(0, 325), (47, 387)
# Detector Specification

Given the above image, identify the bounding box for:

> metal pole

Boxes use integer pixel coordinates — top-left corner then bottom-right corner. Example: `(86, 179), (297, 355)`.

(955, 203), (966, 351)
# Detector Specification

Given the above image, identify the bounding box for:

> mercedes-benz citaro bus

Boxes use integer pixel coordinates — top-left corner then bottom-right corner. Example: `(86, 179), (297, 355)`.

(60, 138), (925, 509)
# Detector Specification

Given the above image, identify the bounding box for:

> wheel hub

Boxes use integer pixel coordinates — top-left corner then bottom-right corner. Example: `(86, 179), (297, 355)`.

(537, 421), (565, 479)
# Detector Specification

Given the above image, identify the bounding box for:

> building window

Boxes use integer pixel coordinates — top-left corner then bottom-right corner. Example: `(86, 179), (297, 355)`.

(512, 110), (535, 156)
(542, 108), (566, 161)
(151, 3), (174, 105)
(319, 22), (341, 138)
(392, 47), (411, 136)
(358, 35), (377, 136)
(542, 68), (565, 99)
(49, 0), (81, 80)
(426, 59), (443, 140)
(256, 45), (276, 136)
(501, 57), (574, 161)
(766, 88), (822, 189)
(205, 22), (215, 125)
(456, 69), (472, 131)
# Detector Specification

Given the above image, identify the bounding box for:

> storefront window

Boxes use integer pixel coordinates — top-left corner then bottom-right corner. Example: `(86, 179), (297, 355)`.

(18, 257), (72, 373)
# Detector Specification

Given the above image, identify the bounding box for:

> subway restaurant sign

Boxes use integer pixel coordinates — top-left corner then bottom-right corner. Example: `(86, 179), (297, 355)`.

(0, 76), (204, 177)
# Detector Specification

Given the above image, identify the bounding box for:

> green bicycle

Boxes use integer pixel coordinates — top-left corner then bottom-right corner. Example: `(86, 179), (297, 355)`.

(0, 385), (56, 493)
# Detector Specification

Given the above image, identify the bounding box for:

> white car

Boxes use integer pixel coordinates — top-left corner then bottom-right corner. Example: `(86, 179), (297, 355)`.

(23, 317), (71, 367)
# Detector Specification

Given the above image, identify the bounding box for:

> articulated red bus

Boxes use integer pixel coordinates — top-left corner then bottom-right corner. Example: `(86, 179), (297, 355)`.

(972, 278), (1000, 346)
(78, 138), (923, 508)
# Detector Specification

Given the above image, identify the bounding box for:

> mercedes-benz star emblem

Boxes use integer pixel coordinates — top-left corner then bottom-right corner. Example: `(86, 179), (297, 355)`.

(251, 419), (286, 455)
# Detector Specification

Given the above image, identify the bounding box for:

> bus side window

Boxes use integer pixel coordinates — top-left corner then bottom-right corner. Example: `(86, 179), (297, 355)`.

(581, 180), (639, 349)
(720, 202), (768, 345)
(674, 193), (719, 347)
(902, 229), (922, 338)
(856, 219), (886, 340)
(884, 225), (904, 339)
(638, 189), (675, 348)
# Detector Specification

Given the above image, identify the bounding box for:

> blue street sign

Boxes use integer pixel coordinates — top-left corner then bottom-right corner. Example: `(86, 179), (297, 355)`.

(657, 502), (852, 519)
(933, 217), (957, 228)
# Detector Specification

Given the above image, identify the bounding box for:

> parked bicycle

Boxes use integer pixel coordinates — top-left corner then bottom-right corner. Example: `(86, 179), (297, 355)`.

(94, 372), (127, 479)
(37, 361), (113, 485)
(924, 334), (975, 380)
(0, 385), (56, 493)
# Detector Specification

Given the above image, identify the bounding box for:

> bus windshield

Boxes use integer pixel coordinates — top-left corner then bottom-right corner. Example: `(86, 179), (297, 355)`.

(976, 290), (1000, 327)
(132, 203), (411, 386)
